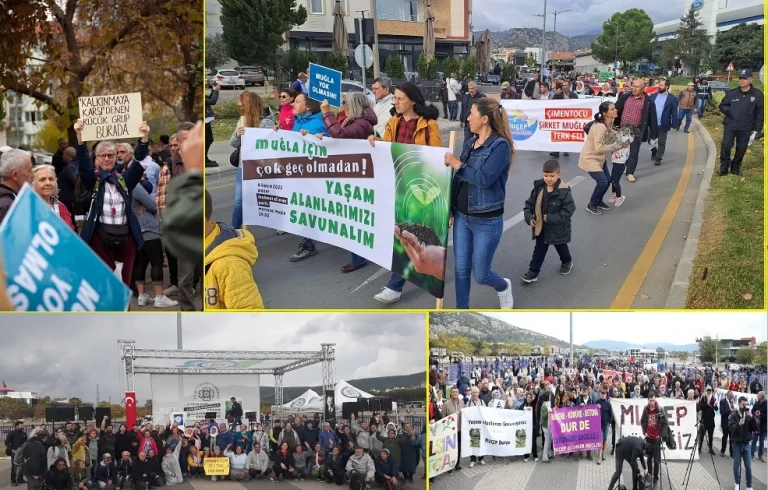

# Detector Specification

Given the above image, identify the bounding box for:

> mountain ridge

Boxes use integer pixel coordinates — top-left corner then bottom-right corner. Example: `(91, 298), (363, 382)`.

(473, 28), (598, 53)
(584, 340), (699, 352)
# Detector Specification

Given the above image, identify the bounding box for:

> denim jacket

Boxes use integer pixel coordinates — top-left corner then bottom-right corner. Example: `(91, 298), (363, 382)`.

(451, 133), (511, 214)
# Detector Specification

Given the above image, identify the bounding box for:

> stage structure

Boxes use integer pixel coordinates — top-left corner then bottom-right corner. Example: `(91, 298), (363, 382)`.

(119, 340), (336, 427)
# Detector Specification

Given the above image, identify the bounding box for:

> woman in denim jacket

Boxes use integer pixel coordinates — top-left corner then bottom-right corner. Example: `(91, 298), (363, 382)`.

(444, 98), (515, 309)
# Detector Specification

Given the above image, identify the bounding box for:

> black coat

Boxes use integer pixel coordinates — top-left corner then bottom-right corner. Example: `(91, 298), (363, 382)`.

(46, 465), (72, 490)
(719, 85), (764, 132)
(230, 401), (244, 418)
(132, 458), (152, 481)
(719, 397), (734, 428)
(523, 179), (575, 245)
(4, 428), (27, 455)
(21, 437), (48, 478)
(729, 409), (757, 444)
(615, 92), (659, 143)
(698, 395), (717, 428)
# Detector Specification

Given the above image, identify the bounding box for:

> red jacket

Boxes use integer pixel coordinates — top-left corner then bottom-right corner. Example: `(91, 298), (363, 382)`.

(279, 104), (295, 130)
(322, 107), (377, 140)
(56, 201), (75, 230)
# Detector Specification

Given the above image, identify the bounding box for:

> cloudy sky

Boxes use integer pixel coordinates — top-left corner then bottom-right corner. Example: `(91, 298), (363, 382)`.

(482, 312), (767, 346)
(0, 313), (425, 403)
(472, 0), (758, 36)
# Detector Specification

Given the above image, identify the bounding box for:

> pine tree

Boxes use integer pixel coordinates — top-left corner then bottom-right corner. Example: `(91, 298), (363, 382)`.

(671, 5), (711, 76)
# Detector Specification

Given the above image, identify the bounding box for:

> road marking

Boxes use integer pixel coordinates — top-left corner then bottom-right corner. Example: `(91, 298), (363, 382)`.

(610, 132), (695, 308)
(205, 180), (235, 191)
(353, 175), (587, 295)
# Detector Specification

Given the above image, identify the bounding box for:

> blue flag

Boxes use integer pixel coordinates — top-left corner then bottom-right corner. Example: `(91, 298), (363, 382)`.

(0, 184), (131, 311)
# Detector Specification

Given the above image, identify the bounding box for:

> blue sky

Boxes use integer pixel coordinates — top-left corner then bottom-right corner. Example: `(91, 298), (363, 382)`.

(472, 0), (759, 36)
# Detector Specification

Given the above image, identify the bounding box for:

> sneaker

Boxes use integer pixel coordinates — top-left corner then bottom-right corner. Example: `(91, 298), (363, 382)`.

(521, 271), (539, 283)
(137, 293), (150, 306)
(611, 448), (615, 456)
(597, 459), (602, 465)
(497, 278), (514, 309)
(586, 204), (603, 215)
(608, 195), (617, 203)
(601, 455), (606, 461)
(534, 457), (538, 462)
(614, 196), (626, 207)
(524, 457), (529, 463)
(276, 230), (286, 235)
(559, 262), (573, 275)
(154, 295), (178, 308)
(654, 158), (662, 166)
(469, 461), (475, 468)
(163, 285), (178, 297)
(626, 174), (636, 182)
(479, 459), (486, 465)
(374, 287), (402, 304)
(708, 448), (715, 455)
(290, 246), (317, 262)
(11, 483), (18, 487)
(564, 152), (570, 156)
(596, 201), (611, 211)
(549, 152), (560, 157)
(734, 485), (739, 490)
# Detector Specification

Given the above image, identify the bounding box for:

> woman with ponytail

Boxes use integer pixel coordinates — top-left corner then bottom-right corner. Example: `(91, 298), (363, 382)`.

(577, 102), (630, 215)
(444, 98), (515, 309)
(368, 82), (442, 305)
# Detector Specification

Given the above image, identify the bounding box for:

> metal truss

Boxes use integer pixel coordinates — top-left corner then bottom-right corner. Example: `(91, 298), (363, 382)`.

(275, 357), (324, 373)
(274, 374), (284, 421)
(128, 349), (321, 360)
(133, 367), (276, 375)
(118, 340), (137, 392)
(321, 343), (336, 396)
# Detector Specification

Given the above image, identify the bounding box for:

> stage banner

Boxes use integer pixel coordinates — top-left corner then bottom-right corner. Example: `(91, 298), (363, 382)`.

(241, 128), (452, 298)
(550, 404), (603, 455)
(610, 398), (697, 460)
(428, 415), (458, 478)
(460, 406), (532, 457)
(714, 389), (767, 447)
(324, 389), (336, 424)
(500, 98), (601, 153)
(203, 457), (229, 476)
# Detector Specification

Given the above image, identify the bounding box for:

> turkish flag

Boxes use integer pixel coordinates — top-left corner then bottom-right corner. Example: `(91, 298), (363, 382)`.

(125, 392), (137, 428)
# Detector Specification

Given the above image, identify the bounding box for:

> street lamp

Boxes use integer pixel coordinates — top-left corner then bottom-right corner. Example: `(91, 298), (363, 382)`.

(551, 9), (571, 36)
(533, 0), (547, 69)
(606, 21), (621, 73)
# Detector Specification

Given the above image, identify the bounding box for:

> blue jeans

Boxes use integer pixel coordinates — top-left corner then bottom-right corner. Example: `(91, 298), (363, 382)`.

(677, 108), (693, 131)
(733, 441), (752, 488)
(349, 253), (367, 266)
(751, 430), (765, 457)
(696, 98), (706, 118)
(386, 274), (406, 292)
(587, 164), (611, 207)
(448, 101), (458, 121)
(453, 211), (508, 309)
(232, 167), (243, 229)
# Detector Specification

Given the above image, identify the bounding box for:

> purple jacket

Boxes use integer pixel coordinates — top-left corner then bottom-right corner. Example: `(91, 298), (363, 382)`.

(322, 107), (377, 140)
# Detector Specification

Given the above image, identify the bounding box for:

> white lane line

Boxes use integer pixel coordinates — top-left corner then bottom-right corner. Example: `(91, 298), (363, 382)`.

(352, 175), (588, 294)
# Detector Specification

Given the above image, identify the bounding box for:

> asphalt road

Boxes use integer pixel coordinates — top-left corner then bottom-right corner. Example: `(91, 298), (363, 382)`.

(207, 125), (708, 309)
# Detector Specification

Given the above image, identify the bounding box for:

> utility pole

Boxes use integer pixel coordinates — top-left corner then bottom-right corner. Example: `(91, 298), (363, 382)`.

(176, 313), (182, 349)
(96, 385), (100, 404)
(534, 0), (547, 69)
(569, 312), (574, 368)
(551, 9), (571, 36)
(356, 10), (369, 88)
(370, 0), (380, 78)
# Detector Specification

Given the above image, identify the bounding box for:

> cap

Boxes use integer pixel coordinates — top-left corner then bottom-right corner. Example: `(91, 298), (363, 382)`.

(103, 453), (111, 459)
(739, 69), (753, 78)
(501, 81), (510, 89)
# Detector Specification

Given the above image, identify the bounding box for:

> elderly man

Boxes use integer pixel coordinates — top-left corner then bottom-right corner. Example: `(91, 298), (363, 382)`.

(371, 77), (394, 138)
(459, 81), (486, 140)
(0, 149), (34, 223)
(615, 78), (658, 182)
(465, 386), (486, 468)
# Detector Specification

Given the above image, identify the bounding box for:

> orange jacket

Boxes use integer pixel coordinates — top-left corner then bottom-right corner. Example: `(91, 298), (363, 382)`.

(382, 116), (442, 147)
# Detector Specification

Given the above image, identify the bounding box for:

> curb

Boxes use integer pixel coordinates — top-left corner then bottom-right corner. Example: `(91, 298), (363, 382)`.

(665, 117), (716, 308)
(204, 123), (463, 180)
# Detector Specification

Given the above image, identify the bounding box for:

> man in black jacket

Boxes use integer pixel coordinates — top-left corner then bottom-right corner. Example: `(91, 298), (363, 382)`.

(749, 377), (763, 395)
(729, 396), (757, 489)
(752, 391), (766, 462)
(459, 81), (486, 141)
(5, 421), (27, 486)
(21, 430), (49, 490)
(132, 452), (151, 490)
(719, 390), (735, 457)
(717, 69), (764, 176)
(606, 435), (652, 490)
(229, 397), (244, 427)
(698, 387), (717, 455)
(615, 79), (659, 182)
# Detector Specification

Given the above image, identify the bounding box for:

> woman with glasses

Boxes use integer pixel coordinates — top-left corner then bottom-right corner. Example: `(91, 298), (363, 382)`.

(32, 164), (75, 230)
(73, 118), (149, 287)
(278, 89), (297, 130)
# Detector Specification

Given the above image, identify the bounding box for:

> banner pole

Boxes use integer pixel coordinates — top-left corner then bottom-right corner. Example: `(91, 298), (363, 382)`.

(435, 130), (457, 310)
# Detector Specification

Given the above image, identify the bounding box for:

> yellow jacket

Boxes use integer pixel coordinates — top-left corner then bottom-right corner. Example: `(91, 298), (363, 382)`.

(71, 438), (91, 467)
(383, 115), (442, 147)
(204, 222), (264, 309)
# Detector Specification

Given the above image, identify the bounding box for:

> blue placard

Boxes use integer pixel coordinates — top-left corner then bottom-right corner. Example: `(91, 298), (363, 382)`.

(308, 62), (342, 107)
(0, 184), (131, 311)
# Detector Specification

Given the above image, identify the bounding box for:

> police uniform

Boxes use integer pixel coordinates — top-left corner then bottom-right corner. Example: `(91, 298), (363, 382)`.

(717, 69), (764, 175)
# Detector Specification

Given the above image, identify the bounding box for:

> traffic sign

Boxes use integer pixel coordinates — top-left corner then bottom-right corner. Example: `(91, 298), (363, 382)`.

(650, 63), (656, 70)
(354, 44), (373, 69)
(726, 61), (734, 72)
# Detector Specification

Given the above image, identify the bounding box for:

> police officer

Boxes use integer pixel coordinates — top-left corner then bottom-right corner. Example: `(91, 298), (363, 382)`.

(717, 68), (764, 176)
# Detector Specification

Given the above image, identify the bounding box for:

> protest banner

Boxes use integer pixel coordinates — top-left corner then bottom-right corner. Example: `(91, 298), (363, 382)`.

(78, 92), (143, 141)
(429, 415), (458, 478)
(601, 369), (618, 384)
(172, 412), (185, 426)
(460, 406), (532, 457)
(500, 98), (601, 153)
(549, 404), (603, 455)
(203, 457), (230, 476)
(308, 63), (342, 107)
(610, 398), (697, 460)
(241, 128), (452, 298)
(714, 389), (767, 447)
(0, 184), (131, 311)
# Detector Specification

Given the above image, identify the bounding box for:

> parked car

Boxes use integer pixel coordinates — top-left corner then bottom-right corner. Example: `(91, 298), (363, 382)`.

(342, 80), (375, 105)
(208, 69), (245, 89)
(236, 66), (266, 86)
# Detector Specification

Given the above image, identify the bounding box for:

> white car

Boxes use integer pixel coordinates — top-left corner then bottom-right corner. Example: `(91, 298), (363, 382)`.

(342, 81), (375, 105)
(209, 69), (245, 89)
(730, 364), (742, 371)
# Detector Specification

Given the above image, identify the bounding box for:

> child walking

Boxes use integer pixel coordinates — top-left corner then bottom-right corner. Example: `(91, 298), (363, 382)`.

(521, 159), (575, 283)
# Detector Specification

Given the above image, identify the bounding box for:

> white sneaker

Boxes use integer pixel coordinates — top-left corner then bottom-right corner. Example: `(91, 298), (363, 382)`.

(534, 457), (538, 462)
(137, 293), (150, 306)
(373, 287), (401, 304)
(734, 484), (739, 490)
(154, 295), (178, 308)
(614, 196), (626, 207)
(497, 278), (514, 309)
(480, 459), (486, 465)
(163, 285), (179, 296)
(626, 174), (636, 182)
(608, 195), (617, 203)
(469, 461), (475, 468)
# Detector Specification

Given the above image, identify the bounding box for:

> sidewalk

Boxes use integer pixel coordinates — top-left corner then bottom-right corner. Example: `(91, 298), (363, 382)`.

(205, 118), (462, 178)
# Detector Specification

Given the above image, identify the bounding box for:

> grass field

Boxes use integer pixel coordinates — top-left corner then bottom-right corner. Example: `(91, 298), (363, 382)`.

(685, 97), (764, 309)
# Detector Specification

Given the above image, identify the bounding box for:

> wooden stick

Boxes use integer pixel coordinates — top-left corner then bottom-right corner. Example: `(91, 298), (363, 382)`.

(435, 131), (457, 310)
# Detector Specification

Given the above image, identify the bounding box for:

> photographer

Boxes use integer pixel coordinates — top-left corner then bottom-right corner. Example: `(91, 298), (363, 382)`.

(640, 392), (668, 486)
(729, 396), (757, 490)
(698, 386), (717, 455)
(606, 435), (652, 490)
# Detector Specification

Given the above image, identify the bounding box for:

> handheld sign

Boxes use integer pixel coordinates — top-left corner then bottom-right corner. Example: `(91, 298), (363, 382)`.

(203, 457), (229, 476)
(78, 92), (143, 142)
(0, 184), (132, 311)
(308, 63), (342, 107)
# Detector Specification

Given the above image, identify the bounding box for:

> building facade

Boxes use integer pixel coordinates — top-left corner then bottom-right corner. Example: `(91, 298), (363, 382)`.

(655, 0), (764, 42)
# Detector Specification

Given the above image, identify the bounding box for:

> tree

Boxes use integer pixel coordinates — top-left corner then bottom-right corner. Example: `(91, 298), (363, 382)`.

(426, 56), (439, 80)
(442, 57), (460, 78)
(206, 34), (229, 71)
(757, 342), (768, 363)
(68, 398), (83, 409)
(446, 336), (473, 357)
(0, 0), (203, 145)
(144, 400), (153, 411)
(470, 339), (485, 356)
(698, 337), (717, 363)
(735, 348), (756, 364)
(525, 55), (536, 67)
(417, 52), (429, 79)
(33, 396), (52, 421)
(542, 342), (552, 357)
(678, 352), (689, 362)
(289, 50), (316, 79)
(477, 341), (492, 357)
(35, 121), (67, 152)
(501, 62), (516, 82)
(592, 9), (656, 69)
(660, 6), (711, 76)
(326, 51), (348, 75)
(385, 55), (405, 79)
(0, 398), (29, 421)
(709, 23), (763, 72)
(221, 0), (307, 66)
(461, 54), (478, 80)
(110, 404), (125, 419)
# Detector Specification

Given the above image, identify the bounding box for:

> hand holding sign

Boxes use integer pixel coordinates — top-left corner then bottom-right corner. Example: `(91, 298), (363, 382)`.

(395, 226), (446, 281)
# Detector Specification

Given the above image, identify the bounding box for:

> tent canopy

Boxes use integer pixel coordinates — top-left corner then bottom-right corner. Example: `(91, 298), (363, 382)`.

(283, 388), (323, 413)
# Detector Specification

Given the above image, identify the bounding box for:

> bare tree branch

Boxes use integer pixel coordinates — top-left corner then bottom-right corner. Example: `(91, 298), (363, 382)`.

(79, 21), (138, 80)
(5, 84), (65, 115)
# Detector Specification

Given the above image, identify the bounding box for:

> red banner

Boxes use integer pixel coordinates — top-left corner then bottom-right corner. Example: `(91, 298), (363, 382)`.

(125, 392), (137, 428)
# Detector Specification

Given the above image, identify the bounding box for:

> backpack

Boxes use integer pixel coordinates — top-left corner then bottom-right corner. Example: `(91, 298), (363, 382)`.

(12, 441), (28, 466)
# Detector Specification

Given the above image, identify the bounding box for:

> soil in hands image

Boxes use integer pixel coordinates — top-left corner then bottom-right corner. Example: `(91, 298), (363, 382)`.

(397, 222), (441, 247)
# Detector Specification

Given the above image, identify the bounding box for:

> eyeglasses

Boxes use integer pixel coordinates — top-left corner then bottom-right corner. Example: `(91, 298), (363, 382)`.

(279, 95), (288, 99)
(98, 153), (116, 159)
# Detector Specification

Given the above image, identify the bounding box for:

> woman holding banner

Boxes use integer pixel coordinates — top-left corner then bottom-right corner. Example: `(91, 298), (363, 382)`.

(318, 92), (378, 273)
(444, 98), (515, 310)
(230, 92), (275, 230)
(32, 164), (75, 230)
(367, 83), (442, 305)
(74, 118), (149, 287)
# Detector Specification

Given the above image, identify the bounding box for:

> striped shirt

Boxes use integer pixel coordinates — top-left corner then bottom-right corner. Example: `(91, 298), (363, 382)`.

(100, 182), (127, 225)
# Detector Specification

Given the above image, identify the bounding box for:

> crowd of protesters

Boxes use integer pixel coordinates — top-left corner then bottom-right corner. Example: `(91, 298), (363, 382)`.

(428, 353), (767, 489)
